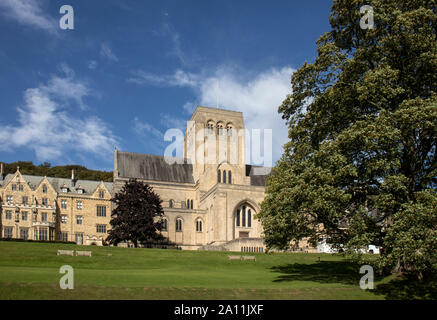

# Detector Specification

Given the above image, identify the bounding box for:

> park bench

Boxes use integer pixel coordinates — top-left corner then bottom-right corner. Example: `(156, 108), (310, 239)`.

(57, 250), (74, 256)
(241, 256), (256, 261)
(228, 255), (242, 260)
(76, 250), (92, 257)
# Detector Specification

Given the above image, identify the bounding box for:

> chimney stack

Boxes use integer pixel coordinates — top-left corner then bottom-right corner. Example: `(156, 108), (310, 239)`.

(71, 169), (76, 187)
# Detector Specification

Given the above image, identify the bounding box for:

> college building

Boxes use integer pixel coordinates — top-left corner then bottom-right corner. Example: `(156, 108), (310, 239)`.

(0, 106), (317, 252)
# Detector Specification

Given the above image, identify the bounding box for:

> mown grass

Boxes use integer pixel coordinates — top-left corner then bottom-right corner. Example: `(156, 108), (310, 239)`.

(0, 241), (422, 300)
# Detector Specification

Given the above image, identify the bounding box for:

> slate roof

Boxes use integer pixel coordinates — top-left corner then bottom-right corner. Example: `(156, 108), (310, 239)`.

(117, 151), (194, 184)
(245, 165), (272, 187)
(2, 173), (112, 195)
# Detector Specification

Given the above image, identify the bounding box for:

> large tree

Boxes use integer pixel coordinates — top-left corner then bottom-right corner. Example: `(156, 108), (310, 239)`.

(258, 0), (436, 279)
(107, 179), (165, 248)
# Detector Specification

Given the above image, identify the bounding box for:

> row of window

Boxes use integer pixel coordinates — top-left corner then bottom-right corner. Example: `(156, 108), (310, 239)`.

(2, 226), (54, 241)
(207, 122), (233, 136)
(2, 206), (107, 223)
(218, 170), (232, 184)
(2, 225), (107, 241)
(161, 218), (203, 232)
(168, 199), (195, 209)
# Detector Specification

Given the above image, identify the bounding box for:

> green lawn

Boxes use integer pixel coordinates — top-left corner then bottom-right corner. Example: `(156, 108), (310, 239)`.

(0, 241), (430, 300)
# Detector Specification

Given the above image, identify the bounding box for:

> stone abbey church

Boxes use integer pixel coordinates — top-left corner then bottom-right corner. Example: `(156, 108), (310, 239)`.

(0, 106), (277, 252)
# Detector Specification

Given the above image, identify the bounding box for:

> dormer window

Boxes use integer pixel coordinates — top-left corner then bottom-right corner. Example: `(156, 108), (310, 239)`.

(62, 187), (69, 193)
(99, 191), (105, 199)
(42, 184), (47, 193)
(76, 185), (84, 194)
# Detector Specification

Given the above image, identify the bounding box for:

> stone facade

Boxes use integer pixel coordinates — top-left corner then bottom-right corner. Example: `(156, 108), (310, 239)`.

(0, 166), (112, 246)
(0, 106), (286, 251)
(114, 106), (271, 251)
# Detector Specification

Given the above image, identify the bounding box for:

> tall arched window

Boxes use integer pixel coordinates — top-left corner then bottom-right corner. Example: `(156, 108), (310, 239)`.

(226, 124), (233, 136)
(228, 171), (232, 184)
(191, 200), (194, 209)
(207, 121), (214, 135)
(176, 218), (183, 232)
(218, 170), (221, 183)
(223, 170), (227, 184)
(162, 218), (168, 231)
(235, 205), (253, 228)
(217, 123), (224, 135)
(196, 219), (202, 232)
(187, 199), (190, 209)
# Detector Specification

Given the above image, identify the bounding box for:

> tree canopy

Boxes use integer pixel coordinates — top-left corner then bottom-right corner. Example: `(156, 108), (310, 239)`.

(106, 179), (165, 248)
(2, 161), (113, 182)
(258, 0), (436, 279)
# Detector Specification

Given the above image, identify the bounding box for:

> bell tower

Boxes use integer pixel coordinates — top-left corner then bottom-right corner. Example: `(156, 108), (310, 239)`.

(184, 106), (246, 186)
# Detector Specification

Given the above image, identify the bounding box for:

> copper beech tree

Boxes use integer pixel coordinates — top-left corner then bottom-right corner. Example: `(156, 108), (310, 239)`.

(107, 179), (165, 247)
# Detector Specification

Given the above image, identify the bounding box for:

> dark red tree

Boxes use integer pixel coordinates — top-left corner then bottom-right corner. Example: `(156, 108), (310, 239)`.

(107, 179), (165, 247)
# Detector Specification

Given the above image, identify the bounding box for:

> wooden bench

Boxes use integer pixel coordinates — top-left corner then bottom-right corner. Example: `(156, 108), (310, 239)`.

(228, 255), (242, 260)
(241, 256), (256, 261)
(57, 250), (74, 256)
(76, 250), (92, 257)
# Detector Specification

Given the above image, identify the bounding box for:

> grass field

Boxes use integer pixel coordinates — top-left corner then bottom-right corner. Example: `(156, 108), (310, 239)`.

(0, 241), (432, 300)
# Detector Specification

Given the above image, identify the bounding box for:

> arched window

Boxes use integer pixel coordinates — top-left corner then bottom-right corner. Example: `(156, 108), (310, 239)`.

(228, 171), (232, 184)
(196, 219), (202, 232)
(191, 200), (194, 209)
(218, 170), (221, 183)
(162, 218), (168, 231)
(176, 218), (183, 232)
(226, 124), (233, 136)
(235, 205), (253, 228)
(187, 199), (190, 209)
(223, 170), (227, 184)
(217, 123), (224, 135)
(207, 121), (214, 135)
(42, 184), (47, 193)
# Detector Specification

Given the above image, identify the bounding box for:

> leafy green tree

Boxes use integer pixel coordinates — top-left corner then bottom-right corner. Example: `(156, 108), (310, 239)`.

(107, 179), (165, 248)
(258, 0), (436, 279)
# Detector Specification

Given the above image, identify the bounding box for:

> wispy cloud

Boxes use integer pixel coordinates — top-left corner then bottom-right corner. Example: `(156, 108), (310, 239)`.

(0, 66), (119, 163)
(87, 60), (98, 70)
(100, 43), (119, 62)
(128, 66), (295, 162)
(0, 0), (58, 34)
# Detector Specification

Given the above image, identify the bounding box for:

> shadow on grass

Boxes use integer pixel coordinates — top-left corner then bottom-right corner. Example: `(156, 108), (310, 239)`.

(373, 275), (437, 300)
(270, 261), (368, 285)
(271, 261), (437, 300)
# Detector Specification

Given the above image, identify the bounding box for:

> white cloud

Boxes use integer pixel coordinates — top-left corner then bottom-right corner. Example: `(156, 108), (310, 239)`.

(0, 0), (57, 34)
(0, 68), (119, 163)
(100, 43), (119, 62)
(88, 60), (98, 70)
(128, 66), (294, 163)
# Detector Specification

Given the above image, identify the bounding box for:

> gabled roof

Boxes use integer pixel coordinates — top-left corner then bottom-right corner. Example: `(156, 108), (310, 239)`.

(116, 151), (194, 184)
(2, 173), (112, 195)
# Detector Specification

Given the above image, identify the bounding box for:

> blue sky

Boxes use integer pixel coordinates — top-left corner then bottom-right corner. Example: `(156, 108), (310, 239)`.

(0, 0), (332, 171)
